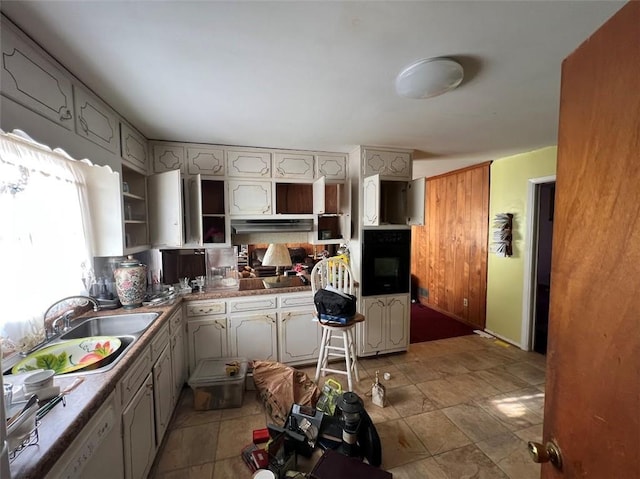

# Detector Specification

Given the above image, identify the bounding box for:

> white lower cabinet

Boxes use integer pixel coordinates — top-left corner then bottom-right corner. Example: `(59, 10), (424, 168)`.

(119, 311), (183, 479)
(122, 373), (155, 479)
(185, 300), (228, 374)
(358, 294), (409, 356)
(228, 312), (278, 361)
(278, 293), (321, 365)
(170, 309), (187, 405)
(185, 294), (324, 366)
(153, 344), (173, 445)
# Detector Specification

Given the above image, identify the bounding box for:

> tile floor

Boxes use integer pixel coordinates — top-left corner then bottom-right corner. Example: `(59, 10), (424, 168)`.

(149, 334), (546, 478)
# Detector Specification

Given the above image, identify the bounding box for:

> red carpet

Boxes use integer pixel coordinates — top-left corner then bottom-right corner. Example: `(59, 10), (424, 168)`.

(410, 302), (476, 343)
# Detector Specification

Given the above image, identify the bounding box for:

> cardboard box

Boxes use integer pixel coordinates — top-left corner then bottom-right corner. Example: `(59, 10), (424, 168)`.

(188, 357), (247, 410)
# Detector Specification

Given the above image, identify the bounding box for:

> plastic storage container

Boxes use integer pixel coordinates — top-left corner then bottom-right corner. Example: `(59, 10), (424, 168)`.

(188, 357), (247, 410)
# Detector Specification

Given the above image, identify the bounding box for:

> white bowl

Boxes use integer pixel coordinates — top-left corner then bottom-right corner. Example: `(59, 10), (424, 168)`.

(23, 369), (55, 392)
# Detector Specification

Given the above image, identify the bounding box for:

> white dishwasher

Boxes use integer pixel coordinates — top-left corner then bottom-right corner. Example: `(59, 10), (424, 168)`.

(45, 391), (124, 479)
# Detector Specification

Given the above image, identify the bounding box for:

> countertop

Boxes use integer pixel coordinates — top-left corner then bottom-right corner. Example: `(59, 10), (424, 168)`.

(8, 281), (311, 479)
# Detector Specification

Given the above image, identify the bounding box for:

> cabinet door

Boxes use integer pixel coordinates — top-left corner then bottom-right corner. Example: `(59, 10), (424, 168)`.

(312, 176), (326, 215)
(316, 154), (347, 181)
(153, 344), (173, 445)
(152, 143), (184, 173)
(273, 153), (314, 179)
(120, 123), (149, 174)
(407, 178), (425, 226)
(362, 174), (381, 226)
(73, 85), (119, 153)
(226, 150), (271, 177)
(385, 295), (409, 350)
(122, 374), (155, 479)
(75, 158), (124, 257)
(278, 308), (321, 364)
(1, 22), (74, 129)
(187, 146), (225, 176)
(228, 180), (272, 215)
(171, 324), (186, 405)
(359, 297), (385, 356)
(189, 175), (228, 245)
(188, 175), (203, 246)
(187, 317), (228, 374)
(363, 149), (411, 179)
(148, 169), (183, 248)
(228, 313), (278, 361)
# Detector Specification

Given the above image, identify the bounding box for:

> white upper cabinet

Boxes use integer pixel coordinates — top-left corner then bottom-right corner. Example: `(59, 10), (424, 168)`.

(1, 21), (74, 129)
(316, 154), (347, 181)
(273, 153), (314, 179)
(226, 150), (271, 178)
(147, 169), (184, 248)
(228, 180), (272, 215)
(363, 148), (411, 180)
(362, 174), (424, 227)
(187, 146), (225, 176)
(152, 143), (184, 173)
(73, 85), (119, 153)
(120, 123), (149, 174)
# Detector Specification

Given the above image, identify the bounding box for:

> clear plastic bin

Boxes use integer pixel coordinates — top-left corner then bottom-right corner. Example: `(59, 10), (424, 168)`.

(188, 357), (247, 410)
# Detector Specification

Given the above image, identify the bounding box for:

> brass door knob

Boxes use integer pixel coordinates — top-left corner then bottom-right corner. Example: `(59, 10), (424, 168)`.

(528, 440), (563, 469)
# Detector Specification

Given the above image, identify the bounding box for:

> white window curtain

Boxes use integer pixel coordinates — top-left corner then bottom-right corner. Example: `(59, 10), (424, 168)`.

(0, 130), (95, 356)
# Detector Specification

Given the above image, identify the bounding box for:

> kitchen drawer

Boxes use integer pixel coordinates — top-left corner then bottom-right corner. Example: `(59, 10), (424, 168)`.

(186, 300), (226, 317)
(229, 296), (277, 314)
(120, 347), (151, 407)
(150, 322), (170, 363)
(279, 293), (314, 309)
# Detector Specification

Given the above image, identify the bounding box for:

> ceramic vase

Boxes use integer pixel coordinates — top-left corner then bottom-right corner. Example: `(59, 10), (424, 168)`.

(114, 256), (147, 309)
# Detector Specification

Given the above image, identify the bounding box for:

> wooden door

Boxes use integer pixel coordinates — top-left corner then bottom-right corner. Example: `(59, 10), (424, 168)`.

(543, 2), (639, 477)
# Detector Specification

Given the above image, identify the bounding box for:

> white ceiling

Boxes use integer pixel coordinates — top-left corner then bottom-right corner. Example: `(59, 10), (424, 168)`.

(0, 1), (624, 177)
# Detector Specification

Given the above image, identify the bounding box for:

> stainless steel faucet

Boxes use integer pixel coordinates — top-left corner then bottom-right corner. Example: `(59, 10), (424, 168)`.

(44, 296), (100, 340)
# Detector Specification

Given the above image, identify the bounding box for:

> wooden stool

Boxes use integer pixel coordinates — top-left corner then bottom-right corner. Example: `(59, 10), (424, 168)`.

(315, 313), (364, 391)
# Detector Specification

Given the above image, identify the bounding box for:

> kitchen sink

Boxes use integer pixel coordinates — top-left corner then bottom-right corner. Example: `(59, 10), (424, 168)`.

(60, 312), (159, 340)
(4, 312), (160, 377)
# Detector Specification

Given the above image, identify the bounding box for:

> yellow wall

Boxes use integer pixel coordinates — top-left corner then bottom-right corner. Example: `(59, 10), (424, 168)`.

(485, 146), (557, 345)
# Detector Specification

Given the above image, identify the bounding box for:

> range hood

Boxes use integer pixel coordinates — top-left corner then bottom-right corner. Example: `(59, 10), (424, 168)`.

(231, 218), (314, 234)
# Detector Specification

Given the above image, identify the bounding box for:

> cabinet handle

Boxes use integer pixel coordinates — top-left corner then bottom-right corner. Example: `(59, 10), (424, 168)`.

(60, 108), (72, 121)
(79, 116), (89, 133)
(146, 383), (153, 391)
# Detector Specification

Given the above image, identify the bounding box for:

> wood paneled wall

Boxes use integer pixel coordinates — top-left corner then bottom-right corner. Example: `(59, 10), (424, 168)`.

(411, 162), (490, 328)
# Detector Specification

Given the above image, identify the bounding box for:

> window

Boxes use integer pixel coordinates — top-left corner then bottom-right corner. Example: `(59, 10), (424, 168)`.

(0, 130), (94, 358)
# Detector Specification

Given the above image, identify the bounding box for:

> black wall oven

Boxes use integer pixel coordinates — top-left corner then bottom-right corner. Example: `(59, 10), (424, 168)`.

(361, 229), (411, 296)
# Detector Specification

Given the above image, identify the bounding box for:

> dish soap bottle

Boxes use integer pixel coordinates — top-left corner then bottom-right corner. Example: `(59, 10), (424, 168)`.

(114, 255), (147, 309)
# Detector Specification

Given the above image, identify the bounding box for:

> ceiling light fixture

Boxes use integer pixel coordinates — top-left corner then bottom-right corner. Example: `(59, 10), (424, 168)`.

(395, 57), (464, 99)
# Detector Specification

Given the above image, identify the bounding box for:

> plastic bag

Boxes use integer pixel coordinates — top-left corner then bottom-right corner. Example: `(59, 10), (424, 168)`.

(252, 360), (320, 426)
